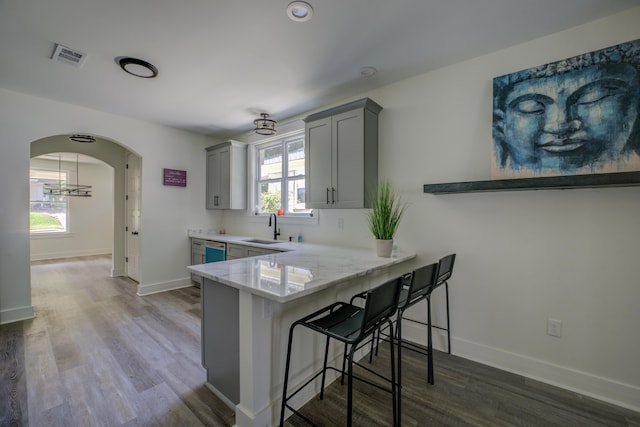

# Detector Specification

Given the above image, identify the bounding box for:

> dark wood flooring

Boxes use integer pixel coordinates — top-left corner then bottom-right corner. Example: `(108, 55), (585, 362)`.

(1, 255), (639, 426)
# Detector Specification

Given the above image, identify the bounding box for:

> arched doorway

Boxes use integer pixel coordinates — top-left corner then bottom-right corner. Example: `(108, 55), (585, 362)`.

(30, 134), (141, 281)
(30, 152), (113, 260)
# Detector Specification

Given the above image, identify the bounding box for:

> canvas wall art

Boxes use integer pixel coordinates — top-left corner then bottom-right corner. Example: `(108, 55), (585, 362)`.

(492, 39), (640, 179)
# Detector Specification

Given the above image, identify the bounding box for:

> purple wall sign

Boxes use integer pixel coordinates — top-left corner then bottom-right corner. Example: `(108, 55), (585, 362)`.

(163, 168), (187, 187)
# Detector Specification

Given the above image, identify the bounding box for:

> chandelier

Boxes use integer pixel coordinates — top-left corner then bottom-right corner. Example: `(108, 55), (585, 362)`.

(254, 113), (277, 136)
(43, 154), (92, 197)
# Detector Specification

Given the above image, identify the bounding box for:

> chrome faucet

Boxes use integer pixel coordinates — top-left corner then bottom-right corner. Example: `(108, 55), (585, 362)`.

(268, 213), (280, 240)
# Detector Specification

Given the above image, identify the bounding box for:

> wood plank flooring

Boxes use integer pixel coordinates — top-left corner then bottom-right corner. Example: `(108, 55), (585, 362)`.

(1, 255), (639, 426)
(1, 255), (234, 427)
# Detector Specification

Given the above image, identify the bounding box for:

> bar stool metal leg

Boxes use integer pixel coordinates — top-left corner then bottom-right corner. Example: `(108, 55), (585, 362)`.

(445, 281), (451, 354)
(396, 311), (403, 426)
(427, 296), (434, 385)
(320, 335), (331, 400)
(280, 322), (297, 426)
(390, 319), (398, 427)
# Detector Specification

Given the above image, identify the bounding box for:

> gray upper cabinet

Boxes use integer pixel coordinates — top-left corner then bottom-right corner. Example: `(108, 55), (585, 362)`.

(206, 140), (247, 210)
(304, 98), (382, 209)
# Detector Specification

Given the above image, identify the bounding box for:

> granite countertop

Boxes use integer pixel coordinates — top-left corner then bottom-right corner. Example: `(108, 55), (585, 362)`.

(187, 230), (415, 303)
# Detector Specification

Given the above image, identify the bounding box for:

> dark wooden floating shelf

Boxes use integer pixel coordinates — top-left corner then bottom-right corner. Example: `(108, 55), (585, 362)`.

(423, 171), (640, 194)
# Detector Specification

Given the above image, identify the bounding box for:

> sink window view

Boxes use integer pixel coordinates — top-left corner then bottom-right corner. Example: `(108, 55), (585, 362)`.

(256, 135), (310, 216)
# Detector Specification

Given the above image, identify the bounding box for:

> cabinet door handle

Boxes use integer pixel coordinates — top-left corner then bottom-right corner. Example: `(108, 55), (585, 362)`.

(132, 231), (139, 235)
(326, 188), (330, 204)
(214, 195), (219, 206)
(332, 187), (336, 204)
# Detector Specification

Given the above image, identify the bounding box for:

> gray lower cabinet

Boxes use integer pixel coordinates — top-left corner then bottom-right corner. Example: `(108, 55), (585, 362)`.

(226, 243), (281, 260)
(304, 97), (382, 209)
(225, 243), (248, 260)
(246, 247), (277, 257)
(191, 238), (206, 286)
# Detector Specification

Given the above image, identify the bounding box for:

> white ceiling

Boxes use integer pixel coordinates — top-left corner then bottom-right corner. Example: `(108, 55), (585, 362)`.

(2, 0), (639, 139)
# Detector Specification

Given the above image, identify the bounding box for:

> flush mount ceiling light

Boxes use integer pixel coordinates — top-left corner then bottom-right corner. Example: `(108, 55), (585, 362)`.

(69, 134), (96, 143)
(254, 113), (277, 136)
(286, 1), (313, 22)
(117, 57), (158, 78)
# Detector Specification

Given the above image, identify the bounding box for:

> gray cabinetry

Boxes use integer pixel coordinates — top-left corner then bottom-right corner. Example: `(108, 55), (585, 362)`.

(201, 278), (239, 404)
(226, 243), (282, 260)
(206, 140), (247, 210)
(246, 246), (276, 257)
(191, 238), (206, 286)
(304, 98), (382, 209)
(226, 243), (248, 260)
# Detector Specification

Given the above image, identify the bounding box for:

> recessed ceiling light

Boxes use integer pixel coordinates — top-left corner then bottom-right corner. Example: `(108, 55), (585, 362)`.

(287, 1), (313, 22)
(117, 57), (158, 78)
(360, 66), (377, 77)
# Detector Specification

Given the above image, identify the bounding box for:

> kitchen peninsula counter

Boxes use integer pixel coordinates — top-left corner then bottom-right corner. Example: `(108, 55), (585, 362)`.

(187, 240), (415, 427)
(187, 236), (414, 303)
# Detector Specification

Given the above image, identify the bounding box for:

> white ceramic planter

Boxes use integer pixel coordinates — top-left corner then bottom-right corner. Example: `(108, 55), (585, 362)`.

(375, 239), (393, 257)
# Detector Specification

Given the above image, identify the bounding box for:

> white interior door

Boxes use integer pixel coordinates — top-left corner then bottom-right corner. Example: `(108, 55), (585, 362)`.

(126, 152), (141, 282)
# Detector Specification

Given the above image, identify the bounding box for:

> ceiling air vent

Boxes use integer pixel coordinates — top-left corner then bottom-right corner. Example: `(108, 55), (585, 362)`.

(51, 43), (87, 68)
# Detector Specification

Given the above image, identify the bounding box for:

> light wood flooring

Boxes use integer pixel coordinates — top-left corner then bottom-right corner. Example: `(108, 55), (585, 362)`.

(1, 255), (234, 427)
(1, 255), (639, 426)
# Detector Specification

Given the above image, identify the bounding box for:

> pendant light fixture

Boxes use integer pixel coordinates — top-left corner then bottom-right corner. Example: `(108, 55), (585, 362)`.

(254, 113), (277, 136)
(43, 154), (92, 197)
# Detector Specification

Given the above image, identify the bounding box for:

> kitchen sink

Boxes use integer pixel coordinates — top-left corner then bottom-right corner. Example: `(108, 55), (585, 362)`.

(243, 238), (280, 245)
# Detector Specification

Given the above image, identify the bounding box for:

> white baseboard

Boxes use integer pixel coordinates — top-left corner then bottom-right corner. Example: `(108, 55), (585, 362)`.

(0, 305), (36, 325)
(136, 277), (194, 296)
(111, 267), (125, 277)
(30, 249), (111, 261)
(454, 337), (640, 413)
(401, 321), (640, 412)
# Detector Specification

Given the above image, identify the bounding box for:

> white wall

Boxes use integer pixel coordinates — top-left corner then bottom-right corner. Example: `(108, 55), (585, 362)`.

(30, 157), (114, 260)
(224, 8), (640, 410)
(375, 9), (640, 411)
(0, 88), (222, 324)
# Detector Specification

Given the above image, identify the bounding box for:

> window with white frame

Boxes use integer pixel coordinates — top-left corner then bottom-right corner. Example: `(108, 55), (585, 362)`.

(29, 168), (69, 233)
(255, 133), (311, 216)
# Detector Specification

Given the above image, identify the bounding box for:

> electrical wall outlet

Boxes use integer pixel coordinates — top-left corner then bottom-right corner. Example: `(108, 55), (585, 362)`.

(547, 318), (562, 338)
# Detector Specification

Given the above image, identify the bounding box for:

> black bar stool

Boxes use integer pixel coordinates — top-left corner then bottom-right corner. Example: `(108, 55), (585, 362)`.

(366, 254), (456, 425)
(394, 262), (438, 425)
(279, 277), (403, 427)
(427, 253), (456, 379)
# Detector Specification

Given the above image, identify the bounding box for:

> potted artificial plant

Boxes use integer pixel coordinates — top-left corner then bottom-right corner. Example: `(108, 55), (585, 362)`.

(367, 180), (407, 257)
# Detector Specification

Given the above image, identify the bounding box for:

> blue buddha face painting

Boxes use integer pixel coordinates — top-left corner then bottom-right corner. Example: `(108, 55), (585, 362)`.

(492, 39), (640, 178)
